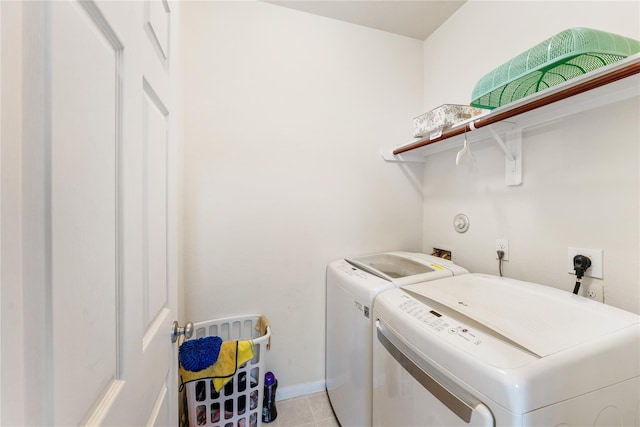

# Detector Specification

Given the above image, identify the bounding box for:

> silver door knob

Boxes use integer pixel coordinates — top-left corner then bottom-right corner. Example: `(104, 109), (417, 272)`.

(171, 321), (194, 343)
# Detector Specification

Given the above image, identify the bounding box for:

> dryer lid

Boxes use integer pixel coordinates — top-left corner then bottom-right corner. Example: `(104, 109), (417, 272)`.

(404, 274), (639, 358)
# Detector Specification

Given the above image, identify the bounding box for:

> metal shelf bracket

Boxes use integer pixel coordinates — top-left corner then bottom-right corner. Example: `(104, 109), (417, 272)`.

(484, 125), (522, 186)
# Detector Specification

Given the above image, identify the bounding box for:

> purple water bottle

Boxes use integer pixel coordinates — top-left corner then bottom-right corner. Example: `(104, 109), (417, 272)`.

(262, 372), (278, 423)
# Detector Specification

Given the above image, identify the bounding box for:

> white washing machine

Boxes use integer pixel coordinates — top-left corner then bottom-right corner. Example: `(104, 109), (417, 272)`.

(326, 251), (468, 427)
(373, 274), (640, 426)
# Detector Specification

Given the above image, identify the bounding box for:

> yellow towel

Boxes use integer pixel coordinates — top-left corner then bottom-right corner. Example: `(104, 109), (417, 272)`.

(179, 340), (255, 392)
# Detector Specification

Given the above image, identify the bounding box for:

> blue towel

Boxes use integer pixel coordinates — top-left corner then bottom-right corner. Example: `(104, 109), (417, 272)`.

(179, 336), (223, 372)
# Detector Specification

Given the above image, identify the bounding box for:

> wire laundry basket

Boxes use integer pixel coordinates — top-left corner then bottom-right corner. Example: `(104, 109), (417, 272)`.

(183, 315), (271, 427)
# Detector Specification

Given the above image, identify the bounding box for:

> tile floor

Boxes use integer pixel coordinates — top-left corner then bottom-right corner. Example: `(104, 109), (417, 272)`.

(266, 392), (340, 427)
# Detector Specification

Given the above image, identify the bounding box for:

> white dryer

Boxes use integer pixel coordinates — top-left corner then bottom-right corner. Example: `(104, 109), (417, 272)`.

(373, 274), (640, 426)
(326, 251), (468, 427)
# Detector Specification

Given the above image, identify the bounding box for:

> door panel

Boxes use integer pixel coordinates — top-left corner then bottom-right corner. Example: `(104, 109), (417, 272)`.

(145, 0), (170, 61)
(138, 1), (177, 425)
(50, 2), (120, 425)
(143, 80), (169, 333)
(147, 382), (170, 427)
(2, 1), (179, 425)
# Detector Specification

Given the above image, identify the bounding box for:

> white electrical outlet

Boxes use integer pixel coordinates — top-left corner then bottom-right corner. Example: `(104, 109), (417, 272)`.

(495, 239), (509, 261)
(567, 247), (603, 279)
(584, 283), (605, 303)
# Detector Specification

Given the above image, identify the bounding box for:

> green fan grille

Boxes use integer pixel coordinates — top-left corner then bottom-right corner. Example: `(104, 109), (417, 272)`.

(471, 28), (640, 109)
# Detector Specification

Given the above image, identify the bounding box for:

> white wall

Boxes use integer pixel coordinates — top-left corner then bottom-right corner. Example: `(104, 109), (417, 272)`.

(179, 1), (423, 396)
(421, 1), (640, 314)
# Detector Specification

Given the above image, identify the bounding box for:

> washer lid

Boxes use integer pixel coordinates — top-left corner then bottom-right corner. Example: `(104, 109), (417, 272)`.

(404, 274), (639, 358)
(346, 253), (436, 281)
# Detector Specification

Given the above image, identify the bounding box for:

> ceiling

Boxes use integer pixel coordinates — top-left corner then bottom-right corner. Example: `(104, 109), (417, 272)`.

(264, 1), (466, 40)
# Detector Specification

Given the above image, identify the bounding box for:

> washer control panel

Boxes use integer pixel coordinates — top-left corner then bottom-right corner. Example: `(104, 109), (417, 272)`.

(337, 260), (370, 280)
(382, 291), (537, 369)
(397, 294), (484, 347)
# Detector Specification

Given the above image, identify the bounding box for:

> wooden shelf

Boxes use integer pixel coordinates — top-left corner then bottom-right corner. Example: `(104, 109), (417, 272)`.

(382, 54), (640, 164)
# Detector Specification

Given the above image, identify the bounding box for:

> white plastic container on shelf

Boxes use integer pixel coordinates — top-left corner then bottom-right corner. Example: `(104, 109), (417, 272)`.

(184, 315), (271, 427)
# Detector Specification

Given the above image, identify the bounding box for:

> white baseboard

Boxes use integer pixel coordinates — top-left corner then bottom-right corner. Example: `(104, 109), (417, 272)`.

(275, 379), (326, 401)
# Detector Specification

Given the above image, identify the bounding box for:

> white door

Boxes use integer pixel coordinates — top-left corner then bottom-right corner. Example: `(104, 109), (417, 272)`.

(0, 1), (179, 425)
